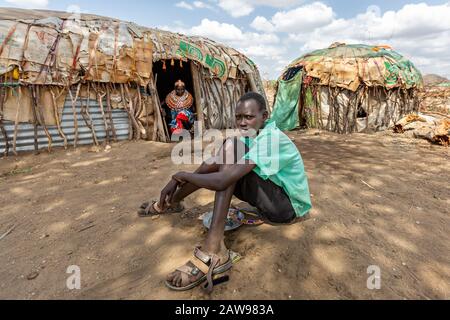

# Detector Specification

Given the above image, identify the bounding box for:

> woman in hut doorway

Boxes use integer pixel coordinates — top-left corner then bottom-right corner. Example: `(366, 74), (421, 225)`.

(162, 80), (195, 136)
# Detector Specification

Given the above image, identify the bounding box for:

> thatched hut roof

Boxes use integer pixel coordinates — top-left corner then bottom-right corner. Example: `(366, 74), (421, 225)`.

(0, 8), (258, 86)
(281, 43), (423, 91)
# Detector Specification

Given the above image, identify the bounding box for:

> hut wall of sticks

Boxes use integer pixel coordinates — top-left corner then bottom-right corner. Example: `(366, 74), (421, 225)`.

(271, 43), (423, 134)
(0, 8), (265, 156)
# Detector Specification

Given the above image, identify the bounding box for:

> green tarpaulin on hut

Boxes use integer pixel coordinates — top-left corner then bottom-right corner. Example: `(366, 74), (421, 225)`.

(271, 70), (303, 131)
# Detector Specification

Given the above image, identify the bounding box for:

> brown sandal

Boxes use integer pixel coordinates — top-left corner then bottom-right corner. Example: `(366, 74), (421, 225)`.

(165, 246), (233, 293)
(138, 201), (185, 217)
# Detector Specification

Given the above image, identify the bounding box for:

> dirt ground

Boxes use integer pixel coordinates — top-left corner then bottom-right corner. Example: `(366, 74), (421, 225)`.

(0, 130), (449, 300)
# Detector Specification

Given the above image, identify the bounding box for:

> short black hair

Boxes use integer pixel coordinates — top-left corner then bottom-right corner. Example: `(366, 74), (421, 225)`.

(238, 92), (267, 112)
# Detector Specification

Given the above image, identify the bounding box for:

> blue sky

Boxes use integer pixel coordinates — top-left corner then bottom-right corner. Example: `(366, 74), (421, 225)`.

(1, 0), (450, 79)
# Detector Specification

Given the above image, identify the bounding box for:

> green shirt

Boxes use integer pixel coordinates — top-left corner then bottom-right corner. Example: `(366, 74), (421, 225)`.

(241, 120), (312, 217)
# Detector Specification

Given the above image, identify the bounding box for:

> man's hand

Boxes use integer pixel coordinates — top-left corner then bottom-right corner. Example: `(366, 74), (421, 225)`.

(159, 179), (179, 210)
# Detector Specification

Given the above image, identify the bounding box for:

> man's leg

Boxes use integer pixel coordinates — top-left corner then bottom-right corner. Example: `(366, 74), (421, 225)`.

(169, 137), (237, 206)
(166, 140), (239, 288)
(202, 163), (236, 253)
(199, 137), (248, 253)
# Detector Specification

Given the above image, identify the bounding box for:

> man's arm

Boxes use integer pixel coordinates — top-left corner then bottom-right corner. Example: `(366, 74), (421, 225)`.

(194, 159), (220, 174)
(173, 162), (256, 192)
(159, 140), (240, 206)
(158, 154), (223, 208)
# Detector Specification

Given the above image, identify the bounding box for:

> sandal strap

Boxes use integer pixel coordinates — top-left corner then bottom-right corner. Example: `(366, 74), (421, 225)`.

(193, 247), (224, 294)
(176, 265), (196, 287)
(176, 264), (195, 275)
(194, 247), (212, 264)
(204, 255), (220, 294)
(193, 247), (213, 274)
(144, 201), (161, 215)
(191, 258), (210, 275)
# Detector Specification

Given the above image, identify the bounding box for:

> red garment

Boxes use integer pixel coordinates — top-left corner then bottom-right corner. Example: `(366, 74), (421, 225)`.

(171, 112), (190, 134)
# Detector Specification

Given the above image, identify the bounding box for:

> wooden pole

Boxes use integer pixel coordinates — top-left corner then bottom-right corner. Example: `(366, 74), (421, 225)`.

(12, 86), (20, 156)
(154, 78), (169, 141)
(80, 83), (99, 146)
(50, 87), (68, 149)
(151, 75), (169, 142)
(190, 62), (204, 132)
(105, 84), (117, 142)
(247, 72), (258, 93)
(35, 86), (53, 152)
(0, 85), (9, 156)
(123, 84), (141, 141)
(29, 86), (39, 154)
(68, 83), (81, 148)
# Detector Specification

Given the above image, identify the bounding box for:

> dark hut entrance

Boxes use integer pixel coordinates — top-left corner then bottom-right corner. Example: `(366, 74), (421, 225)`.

(153, 60), (197, 134)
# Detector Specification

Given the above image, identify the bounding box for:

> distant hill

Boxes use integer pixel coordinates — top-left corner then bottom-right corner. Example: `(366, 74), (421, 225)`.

(423, 74), (449, 86)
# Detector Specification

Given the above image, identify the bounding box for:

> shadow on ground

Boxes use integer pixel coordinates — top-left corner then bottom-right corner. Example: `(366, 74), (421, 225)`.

(0, 131), (449, 300)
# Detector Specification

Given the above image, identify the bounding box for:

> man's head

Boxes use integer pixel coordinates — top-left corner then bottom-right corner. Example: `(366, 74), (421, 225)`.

(175, 80), (186, 96)
(235, 92), (268, 136)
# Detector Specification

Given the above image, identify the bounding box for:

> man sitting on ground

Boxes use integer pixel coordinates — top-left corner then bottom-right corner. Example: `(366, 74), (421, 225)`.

(138, 92), (312, 292)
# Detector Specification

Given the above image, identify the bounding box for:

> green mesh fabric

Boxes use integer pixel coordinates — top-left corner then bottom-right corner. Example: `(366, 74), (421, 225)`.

(304, 87), (316, 128)
(271, 70), (303, 131)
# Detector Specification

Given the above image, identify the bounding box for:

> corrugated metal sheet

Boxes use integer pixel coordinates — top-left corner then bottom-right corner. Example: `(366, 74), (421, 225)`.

(0, 97), (129, 155)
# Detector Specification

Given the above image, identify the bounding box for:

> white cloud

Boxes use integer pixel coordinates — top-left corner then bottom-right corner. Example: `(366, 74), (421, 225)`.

(176, 1), (216, 11)
(190, 19), (244, 41)
(301, 2), (450, 43)
(250, 16), (275, 33)
(193, 1), (213, 9)
(286, 3), (450, 79)
(253, 0), (304, 7)
(165, 2), (450, 80)
(216, 0), (305, 18)
(175, 1), (194, 10)
(292, 3), (450, 50)
(5, 0), (48, 8)
(271, 2), (334, 33)
(217, 0), (254, 18)
(367, 2), (450, 39)
(188, 18), (279, 46)
(241, 45), (285, 59)
(249, 2), (336, 34)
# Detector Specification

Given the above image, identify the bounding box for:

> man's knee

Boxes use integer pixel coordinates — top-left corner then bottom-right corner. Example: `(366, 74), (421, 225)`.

(221, 137), (248, 165)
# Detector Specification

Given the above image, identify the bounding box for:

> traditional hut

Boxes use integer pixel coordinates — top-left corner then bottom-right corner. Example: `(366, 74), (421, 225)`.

(271, 43), (423, 133)
(0, 8), (265, 155)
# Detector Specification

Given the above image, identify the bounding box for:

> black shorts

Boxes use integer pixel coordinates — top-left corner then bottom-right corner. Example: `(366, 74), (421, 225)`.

(226, 137), (296, 224)
(234, 171), (296, 224)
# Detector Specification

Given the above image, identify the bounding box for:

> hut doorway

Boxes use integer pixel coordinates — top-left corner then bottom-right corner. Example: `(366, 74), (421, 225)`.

(153, 60), (197, 133)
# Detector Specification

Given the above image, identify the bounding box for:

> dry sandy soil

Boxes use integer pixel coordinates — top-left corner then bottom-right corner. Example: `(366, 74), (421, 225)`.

(0, 130), (449, 300)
